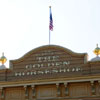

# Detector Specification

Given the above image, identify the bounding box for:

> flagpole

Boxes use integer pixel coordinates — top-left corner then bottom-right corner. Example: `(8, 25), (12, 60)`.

(49, 6), (53, 45)
(49, 6), (51, 45)
(49, 29), (51, 45)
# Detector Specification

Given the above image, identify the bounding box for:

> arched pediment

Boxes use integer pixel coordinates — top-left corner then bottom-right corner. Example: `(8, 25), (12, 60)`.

(10, 45), (88, 69)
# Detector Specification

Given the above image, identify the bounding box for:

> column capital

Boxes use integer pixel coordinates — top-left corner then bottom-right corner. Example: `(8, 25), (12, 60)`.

(31, 85), (35, 88)
(24, 85), (27, 88)
(56, 83), (59, 86)
(56, 83), (59, 88)
(90, 81), (94, 85)
(98, 80), (100, 84)
(64, 82), (68, 87)
(0, 87), (3, 90)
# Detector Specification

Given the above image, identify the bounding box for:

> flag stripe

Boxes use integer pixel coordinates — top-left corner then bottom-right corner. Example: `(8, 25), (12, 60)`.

(49, 7), (53, 31)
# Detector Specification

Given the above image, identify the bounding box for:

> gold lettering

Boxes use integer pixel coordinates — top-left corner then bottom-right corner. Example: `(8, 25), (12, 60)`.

(56, 62), (62, 66)
(40, 64), (43, 67)
(22, 72), (25, 76)
(51, 63), (55, 66)
(27, 72), (30, 75)
(38, 57), (42, 62)
(48, 56), (51, 61)
(31, 72), (33, 75)
(19, 72), (21, 76)
(37, 64), (40, 68)
(33, 71), (36, 75)
(26, 65), (29, 69)
(15, 73), (18, 76)
(45, 70), (50, 74)
(63, 61), (70, 66)
(52, 69), (58, 73)
(48, 63), (51, 67)
(30, 64), (32, 68)
(38, 71), (44, 74)
(72, 68), (75, 72)
(67, 69), (70, 72)
(33, 64), (35, 68)
(52, 56), (59, 61)
(59, 69), (66, 73)
(47, 63), (55, 67)
(37, 56), (59, 62)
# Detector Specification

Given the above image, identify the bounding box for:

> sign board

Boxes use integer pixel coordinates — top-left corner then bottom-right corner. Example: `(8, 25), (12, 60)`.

(10, 45), (87, 77)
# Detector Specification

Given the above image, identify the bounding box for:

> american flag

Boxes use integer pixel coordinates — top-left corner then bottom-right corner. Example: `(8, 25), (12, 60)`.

(49, 7), (53, 31)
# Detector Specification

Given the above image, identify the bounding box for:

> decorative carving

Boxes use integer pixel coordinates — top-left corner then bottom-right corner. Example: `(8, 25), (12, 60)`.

(64, 83), (68, 96)
(56, 83), (60, 97)
(98, 80), (100, 94)
(0, 87), (4, 99)
(31, 85), (36, 97)
(24, 86), (28, 100)
(91, 81), (95, 95)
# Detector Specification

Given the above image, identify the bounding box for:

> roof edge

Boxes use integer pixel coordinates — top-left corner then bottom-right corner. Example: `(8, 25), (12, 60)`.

(10, 45), (88, 63)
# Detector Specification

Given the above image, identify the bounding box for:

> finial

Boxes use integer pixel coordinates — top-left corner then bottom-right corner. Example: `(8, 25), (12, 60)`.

(2, 52), (4, 56)
(96, 44), (98, 48)
(0, 52), (7, 65)
(93, 44), (100, 56)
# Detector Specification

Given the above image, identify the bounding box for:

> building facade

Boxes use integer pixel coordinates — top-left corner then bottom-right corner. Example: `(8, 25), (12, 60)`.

(0, 45), (100, 100)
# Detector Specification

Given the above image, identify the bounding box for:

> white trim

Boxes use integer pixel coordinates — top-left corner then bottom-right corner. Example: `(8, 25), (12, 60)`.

(0, 78), (100, 88)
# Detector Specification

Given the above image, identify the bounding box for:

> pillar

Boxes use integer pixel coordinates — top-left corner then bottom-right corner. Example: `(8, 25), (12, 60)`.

(64, 82), (68, 96)
(98, 80), (100, 95)
(0, 87), (4, 100)
(91, 81), (95, 95)
(31, 85), (36, 99)
(56, 83), (60, 97)
(24, 85), (29, 100)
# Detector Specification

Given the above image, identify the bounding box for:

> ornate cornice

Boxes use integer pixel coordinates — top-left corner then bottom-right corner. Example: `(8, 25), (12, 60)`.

(0, 74), (100, 88)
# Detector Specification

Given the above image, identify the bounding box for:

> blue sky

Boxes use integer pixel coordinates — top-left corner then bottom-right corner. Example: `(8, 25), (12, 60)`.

(0, 0), (100, 67)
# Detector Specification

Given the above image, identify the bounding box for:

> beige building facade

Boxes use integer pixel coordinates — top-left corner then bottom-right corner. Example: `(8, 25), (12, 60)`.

(0, 45), (100, 100)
